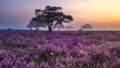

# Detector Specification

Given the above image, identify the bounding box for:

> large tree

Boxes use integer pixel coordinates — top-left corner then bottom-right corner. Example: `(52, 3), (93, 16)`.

(27, 6), (73, 32)
(27, 17), (46, 30)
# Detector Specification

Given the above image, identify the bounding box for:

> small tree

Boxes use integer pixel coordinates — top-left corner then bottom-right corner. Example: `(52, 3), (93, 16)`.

(65, 26), (73, 30)
(27, 6), (73, 32)
(54, 24), (64, 30)
(7, 28), (12, 30)
(81, 24), (92, 31)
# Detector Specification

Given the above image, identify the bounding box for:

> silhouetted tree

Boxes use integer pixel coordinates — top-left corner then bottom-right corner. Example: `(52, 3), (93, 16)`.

(7, 28), (12, 30)
(27, 17), (46, 30)
(27, 6), (73, 32)
(81, 24), (92, 31)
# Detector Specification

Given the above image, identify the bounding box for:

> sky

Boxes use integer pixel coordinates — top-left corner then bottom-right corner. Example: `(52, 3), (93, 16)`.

(0, 0), (120, 30)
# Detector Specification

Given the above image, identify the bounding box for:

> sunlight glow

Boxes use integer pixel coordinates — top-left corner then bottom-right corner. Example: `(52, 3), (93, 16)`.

(64, 0), (120, 24)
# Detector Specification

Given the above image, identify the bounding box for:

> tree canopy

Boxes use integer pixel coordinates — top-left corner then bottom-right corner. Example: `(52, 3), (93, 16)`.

(27, 6), (73, 32)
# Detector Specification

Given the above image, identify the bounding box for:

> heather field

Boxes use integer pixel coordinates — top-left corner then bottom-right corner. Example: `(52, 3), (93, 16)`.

(0, 30), (120, 68)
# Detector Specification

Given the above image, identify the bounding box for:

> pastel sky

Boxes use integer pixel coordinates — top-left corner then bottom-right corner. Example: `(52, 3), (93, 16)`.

(0, 0), (120, 30)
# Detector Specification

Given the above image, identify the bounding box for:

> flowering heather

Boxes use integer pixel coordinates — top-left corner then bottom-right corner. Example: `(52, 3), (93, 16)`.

(0, 30), (120, 68)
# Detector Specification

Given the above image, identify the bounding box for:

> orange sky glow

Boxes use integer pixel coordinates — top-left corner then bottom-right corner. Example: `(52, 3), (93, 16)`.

(62, 0), (120, 24)
(0, 0), (120, 30)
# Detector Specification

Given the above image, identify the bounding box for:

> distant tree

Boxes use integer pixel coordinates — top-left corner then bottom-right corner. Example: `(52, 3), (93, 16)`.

(27, 17), (46, 30)
(65, 26), (73, 30)
(81, 24), (92, 31)
(78, 28), (83, 32)
(54, 24), (64, 30)
(7, 28), (12, 31)
(27, 20), (36, 30)
(27, 6), (73, 32)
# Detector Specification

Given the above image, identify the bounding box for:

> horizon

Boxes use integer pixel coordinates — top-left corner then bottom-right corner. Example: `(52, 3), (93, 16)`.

(0, 0), (120, 30)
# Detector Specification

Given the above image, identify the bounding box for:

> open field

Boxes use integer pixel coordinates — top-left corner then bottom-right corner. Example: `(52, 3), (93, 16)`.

(0, 30), (120, 68)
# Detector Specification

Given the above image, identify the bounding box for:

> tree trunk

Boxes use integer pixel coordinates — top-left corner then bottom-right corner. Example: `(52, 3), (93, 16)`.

(48, 26), (52, 32)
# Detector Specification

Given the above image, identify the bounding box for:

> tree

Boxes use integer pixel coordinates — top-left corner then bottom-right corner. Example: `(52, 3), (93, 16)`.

(27, 17), (46, 30)
(27, 6), (73, 32)
(27, 20), (37, 30)
(65, 26), (73, 30)
(54, 24), (64, 30)
(81, 24), (92, 31)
